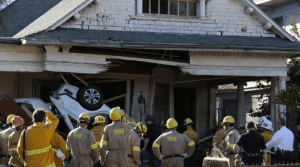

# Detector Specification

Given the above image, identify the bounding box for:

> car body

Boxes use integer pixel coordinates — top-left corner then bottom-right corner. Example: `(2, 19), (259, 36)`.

(15, 84), (110, 131)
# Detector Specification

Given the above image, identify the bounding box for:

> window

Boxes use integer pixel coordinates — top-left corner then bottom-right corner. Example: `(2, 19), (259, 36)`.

(274, 17), (283, 27)
(143, 0), (197, 17)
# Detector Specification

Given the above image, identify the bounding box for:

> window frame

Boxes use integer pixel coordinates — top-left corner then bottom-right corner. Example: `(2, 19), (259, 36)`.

(143, 0), (198, 18)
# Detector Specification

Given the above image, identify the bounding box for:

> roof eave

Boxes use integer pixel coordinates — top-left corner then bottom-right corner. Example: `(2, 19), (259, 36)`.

(241, 0), (297, 42)
(21, 36), (300, 55)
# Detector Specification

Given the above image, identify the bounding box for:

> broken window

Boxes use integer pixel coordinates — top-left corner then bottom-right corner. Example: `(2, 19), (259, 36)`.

(143, 0), (197, 17)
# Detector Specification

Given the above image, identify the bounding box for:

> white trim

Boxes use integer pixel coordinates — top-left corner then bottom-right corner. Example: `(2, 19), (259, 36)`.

(240, 0), (297, 42)
(46, 0), (94, 31)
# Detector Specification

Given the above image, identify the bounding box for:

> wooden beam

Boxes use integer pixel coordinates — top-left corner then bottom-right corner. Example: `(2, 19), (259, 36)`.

(125, 80), (131, 113)
(103, 94), (126, 103)
(71, 73), (89, 86)
(244, 6), (254, 14)
(102, 54), (189, 66)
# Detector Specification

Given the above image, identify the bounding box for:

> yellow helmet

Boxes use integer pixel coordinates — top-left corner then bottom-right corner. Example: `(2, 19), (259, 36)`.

(137, 122), (147, 136)
(7, 114), (16, 124)
(221, 116), (235, 125)
(93, 115), (105, 125)
(79, 112), (90, 122)
(109, 107), (122, 121)
(184, 118), (193, 125)
(166, 118), (178, 129)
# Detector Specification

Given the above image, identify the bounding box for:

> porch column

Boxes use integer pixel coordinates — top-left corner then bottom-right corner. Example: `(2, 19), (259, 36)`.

(278, 76), (288, 119)
(137, 0), (143, 16)
(197, 0), (206, 19)
(209, 87), (216, 130)
(237, 82), (245, 127)
(270, 77), (276, 134)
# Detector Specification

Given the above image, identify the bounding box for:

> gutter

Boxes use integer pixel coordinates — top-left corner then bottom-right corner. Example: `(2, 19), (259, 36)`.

(0, 38), (22, 45)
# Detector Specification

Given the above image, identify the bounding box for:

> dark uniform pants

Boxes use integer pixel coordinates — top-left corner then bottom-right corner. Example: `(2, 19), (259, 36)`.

(274, 150), (293, 164)
(184, 151), (196, 167)
(242, 156), (262, 166)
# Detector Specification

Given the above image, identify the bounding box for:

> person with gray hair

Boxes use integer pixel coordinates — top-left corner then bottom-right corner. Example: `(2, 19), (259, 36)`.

(266, 118), (294, 164)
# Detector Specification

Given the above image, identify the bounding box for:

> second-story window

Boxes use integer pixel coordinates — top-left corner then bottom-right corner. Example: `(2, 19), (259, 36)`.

(143, 0), (197, 17)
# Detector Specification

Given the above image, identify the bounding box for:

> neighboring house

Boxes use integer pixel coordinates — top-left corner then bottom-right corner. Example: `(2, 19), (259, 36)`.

(216, 82), (270, 127)
(254, 0), (300, 39)
(0, 0), (299, 138)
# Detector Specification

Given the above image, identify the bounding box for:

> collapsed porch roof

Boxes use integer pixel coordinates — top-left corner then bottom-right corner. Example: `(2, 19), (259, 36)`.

(24, 29), (300, 54)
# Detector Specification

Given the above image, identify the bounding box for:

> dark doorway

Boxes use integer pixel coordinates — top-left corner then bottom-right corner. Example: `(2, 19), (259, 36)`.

(222, 99), (237, 126)
(153, 83), (170, 127)
(174, 88), (196, 133)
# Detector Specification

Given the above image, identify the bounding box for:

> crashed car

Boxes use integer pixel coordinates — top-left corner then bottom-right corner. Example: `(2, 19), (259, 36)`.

(14, 83), (111, 133)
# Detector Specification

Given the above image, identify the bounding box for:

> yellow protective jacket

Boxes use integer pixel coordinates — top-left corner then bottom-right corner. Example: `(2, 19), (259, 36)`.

(17, 112), (59, 167)
(8, 130), (23, 167)
(51, 131), (68, 167)
(183, 128), (200, 145)
(91, 125), (105, 153)
(214, 128), (225, 149)
(260, 130), (272, 165)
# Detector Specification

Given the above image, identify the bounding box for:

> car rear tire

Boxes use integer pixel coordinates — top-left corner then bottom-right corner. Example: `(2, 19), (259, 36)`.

(78, 85), (103, 110)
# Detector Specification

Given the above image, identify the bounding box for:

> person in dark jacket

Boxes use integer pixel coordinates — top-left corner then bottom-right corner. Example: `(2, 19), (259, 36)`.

(140, 115), (161, 167)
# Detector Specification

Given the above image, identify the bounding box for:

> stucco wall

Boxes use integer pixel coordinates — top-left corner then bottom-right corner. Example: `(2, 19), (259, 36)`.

(60, 0), (275, 37)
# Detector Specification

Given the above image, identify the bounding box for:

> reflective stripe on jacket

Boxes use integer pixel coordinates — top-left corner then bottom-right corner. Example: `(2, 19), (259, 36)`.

(17, 112), (59, 167)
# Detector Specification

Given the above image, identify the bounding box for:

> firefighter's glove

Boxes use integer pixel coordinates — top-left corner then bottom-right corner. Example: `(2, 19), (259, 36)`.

(182, 153), (188, 158)
(159, 155), (164, 161)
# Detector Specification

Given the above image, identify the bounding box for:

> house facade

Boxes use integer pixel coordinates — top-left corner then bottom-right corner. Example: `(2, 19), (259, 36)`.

(254, 0), (300, 40)
(0, 0), (299, 137)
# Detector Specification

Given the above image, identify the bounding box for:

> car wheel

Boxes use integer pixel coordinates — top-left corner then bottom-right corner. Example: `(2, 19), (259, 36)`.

(78, 85), (103, 110)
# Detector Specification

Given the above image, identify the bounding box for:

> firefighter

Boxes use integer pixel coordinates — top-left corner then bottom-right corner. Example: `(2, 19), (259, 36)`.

(66, 112), (98, 167)
(257, 117), (273, 165)
(18, 109), (59, 167)
(152, 118), (195, 167)
(91, 115), (106, 167)
(100, 107), (133, 167)
(183, 118), (199, 167)
(213, 122), (225, 150)
(51, 131), (68, 167)
(220, 116), (240, 167)
(8, 116), (25, 167)
(127, 122), (147, 167)
(0, 114), (15, 165)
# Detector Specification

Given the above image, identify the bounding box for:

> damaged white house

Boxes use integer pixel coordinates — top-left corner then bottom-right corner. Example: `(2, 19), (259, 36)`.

(0, 0), (299, 137)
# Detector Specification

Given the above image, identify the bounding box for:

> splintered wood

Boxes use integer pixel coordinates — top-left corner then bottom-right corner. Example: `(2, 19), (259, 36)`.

(202, 146), (299, 167)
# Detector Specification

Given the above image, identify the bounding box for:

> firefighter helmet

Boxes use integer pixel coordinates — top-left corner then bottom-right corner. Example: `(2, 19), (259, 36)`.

(221, 116), (235, 125)
(184, 118), (194, 125)
(110, 107), (122, 121)
(257, 116), (268, 126)
(261, 120), (274, 131)
(79, 112), (90, 122)
(7, 114), (16, 124)
(93, 115), (105, 125)
(137, 122), (147, 136)
(166, 118), (178, 129)
(12, 116), (25, 129)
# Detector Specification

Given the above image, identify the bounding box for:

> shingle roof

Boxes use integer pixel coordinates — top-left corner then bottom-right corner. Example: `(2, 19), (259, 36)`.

(29, 28), (300, 52)
(0, 0), (61, 37)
